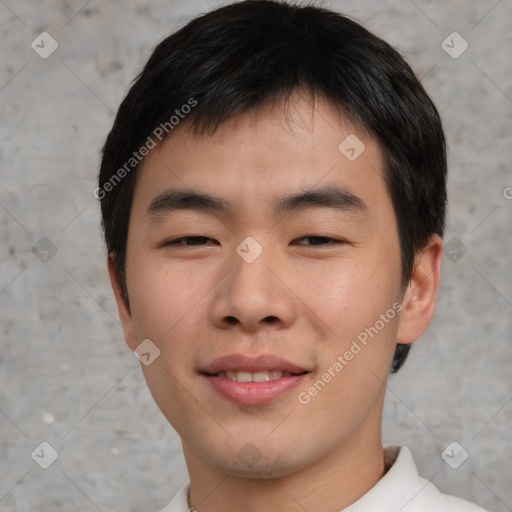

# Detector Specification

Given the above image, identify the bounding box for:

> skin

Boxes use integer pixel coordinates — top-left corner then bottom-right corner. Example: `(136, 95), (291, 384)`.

(108, 91), (443, 512)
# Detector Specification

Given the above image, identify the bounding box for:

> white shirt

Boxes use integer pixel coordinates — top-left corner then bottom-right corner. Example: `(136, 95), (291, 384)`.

(157, 445), (489, 512)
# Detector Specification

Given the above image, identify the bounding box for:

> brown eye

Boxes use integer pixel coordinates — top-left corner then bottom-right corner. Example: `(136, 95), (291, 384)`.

(165, 236), (217, 246)
(293, 236), (344, 246)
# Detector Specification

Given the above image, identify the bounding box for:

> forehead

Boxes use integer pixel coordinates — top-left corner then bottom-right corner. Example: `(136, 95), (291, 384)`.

(131, 94), (389, 223)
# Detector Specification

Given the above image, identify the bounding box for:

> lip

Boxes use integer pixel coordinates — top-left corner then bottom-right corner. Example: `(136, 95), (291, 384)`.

(200, 354), (310, 406)
(200, 354), (308, 374)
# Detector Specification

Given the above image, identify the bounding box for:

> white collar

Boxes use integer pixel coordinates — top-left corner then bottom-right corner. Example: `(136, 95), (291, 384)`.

(157, 445), (487, 512)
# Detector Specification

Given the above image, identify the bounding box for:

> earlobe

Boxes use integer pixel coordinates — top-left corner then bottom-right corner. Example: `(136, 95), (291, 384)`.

(396, 234), (444, 345)
(107, 256), (139, 351)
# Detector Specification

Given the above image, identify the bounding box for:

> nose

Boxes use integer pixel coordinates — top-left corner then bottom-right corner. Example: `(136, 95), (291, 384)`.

(209, 239), (297, 332)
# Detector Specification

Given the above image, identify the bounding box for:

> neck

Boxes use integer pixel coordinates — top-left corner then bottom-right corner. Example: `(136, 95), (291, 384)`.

(183, 417), (386, 512)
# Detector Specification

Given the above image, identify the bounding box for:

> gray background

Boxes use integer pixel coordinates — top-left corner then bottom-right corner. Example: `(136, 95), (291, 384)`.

(0, 0), (511, 511)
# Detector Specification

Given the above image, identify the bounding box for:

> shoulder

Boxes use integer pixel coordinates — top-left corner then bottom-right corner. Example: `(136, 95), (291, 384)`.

(154, 482), (190, 512)
(385, 446), (490, 512)
(406, 480), (489, 512)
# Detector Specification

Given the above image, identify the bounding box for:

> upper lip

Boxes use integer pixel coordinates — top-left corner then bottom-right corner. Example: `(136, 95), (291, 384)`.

(200, 354), (309, 375)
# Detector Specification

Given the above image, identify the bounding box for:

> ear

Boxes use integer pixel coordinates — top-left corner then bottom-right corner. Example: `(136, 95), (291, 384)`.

(396, 234), (443, 345)
(107, 256), (139, 351)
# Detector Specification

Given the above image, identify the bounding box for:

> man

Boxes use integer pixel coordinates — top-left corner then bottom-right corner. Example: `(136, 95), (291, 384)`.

(97, 1), (489, 510)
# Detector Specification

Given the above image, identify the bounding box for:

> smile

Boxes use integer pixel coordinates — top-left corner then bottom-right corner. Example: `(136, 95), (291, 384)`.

(200, 353), (311, 406)
(213, 370), (305, 382)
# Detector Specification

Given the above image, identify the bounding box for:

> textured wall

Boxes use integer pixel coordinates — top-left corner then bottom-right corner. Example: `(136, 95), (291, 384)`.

(0, 1), (511, 511)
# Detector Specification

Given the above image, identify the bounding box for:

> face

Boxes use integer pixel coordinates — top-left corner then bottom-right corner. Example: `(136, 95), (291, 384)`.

(109, 93), (441, 479)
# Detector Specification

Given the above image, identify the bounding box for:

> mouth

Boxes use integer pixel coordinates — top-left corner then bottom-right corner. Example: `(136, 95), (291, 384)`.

(206, 369), (308, 382)
(199, 354), (311, 406)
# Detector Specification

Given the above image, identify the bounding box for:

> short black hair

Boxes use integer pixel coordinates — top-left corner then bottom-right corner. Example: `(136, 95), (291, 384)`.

(98, 0), (447, 374)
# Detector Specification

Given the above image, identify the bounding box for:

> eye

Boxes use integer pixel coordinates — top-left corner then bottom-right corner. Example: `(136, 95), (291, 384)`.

(293, 236), (345, 246)
(164, 236), (217, 247)
(163, 235), (346, 248)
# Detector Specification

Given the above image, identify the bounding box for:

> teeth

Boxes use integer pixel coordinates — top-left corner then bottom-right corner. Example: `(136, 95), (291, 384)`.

(235, 371), (252, 383)
(252, 371), (271, 382)
(218, 370), (285, 382)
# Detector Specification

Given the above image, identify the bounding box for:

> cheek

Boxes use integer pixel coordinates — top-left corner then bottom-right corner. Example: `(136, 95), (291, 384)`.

(127, 259), (201, 342)
(295, 258), (400, 370)
(293, 259), (378, 331)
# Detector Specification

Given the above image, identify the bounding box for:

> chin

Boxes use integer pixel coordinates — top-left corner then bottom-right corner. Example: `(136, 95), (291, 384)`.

(201, 444), (310, 480)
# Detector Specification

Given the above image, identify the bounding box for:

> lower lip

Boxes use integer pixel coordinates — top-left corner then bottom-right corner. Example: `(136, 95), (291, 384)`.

(204, 374), (308, 406)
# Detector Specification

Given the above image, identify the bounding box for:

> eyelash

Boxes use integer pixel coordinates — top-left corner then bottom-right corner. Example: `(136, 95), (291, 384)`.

(164, 236), (346, 247)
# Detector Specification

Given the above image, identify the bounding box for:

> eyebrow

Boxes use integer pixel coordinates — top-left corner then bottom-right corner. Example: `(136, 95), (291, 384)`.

(145, 184), (368, 221)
